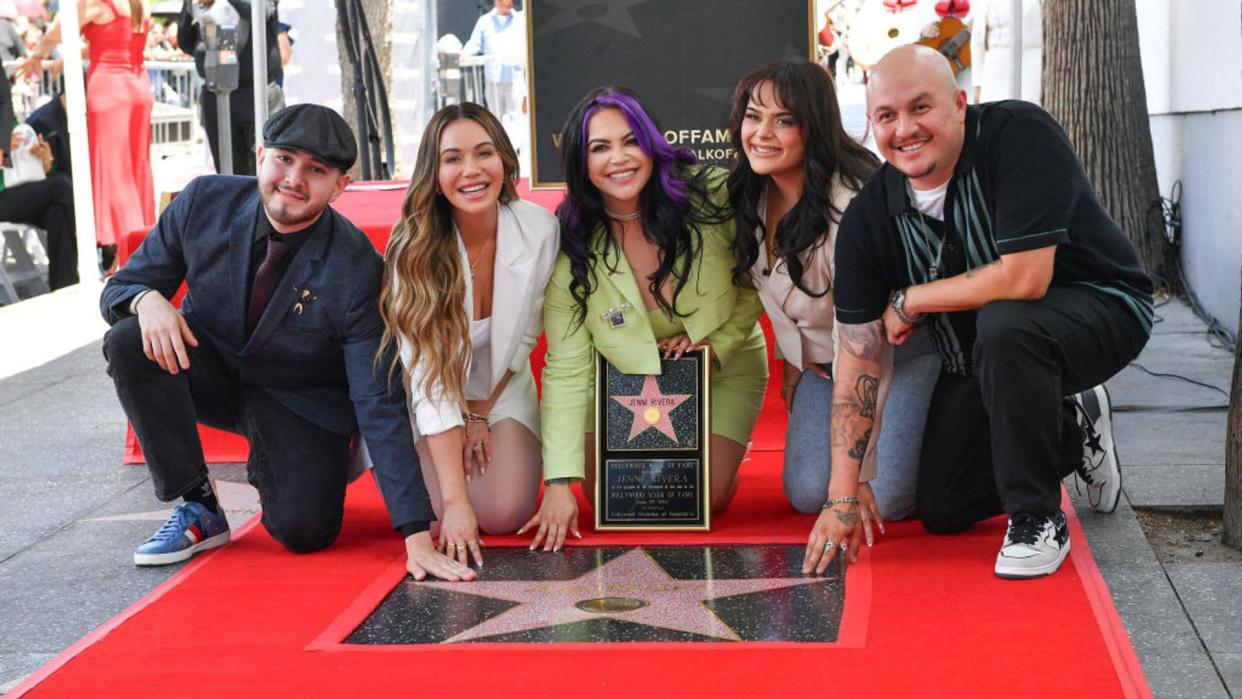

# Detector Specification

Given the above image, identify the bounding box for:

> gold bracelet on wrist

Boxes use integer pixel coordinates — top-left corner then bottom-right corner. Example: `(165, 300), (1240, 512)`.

(464, 411), (488, 424)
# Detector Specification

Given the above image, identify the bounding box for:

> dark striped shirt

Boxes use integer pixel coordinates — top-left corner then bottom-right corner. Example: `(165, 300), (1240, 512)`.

(835, 101), (1154, 375)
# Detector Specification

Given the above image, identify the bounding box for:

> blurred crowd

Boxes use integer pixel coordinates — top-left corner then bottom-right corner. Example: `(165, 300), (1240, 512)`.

(4, 2), (194, 121)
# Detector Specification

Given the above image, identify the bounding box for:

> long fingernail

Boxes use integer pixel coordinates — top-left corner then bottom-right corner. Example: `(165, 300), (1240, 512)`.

(867, 536), (873, 547)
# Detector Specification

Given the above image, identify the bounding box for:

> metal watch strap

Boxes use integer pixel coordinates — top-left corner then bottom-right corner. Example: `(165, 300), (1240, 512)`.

(889, 288), (917, 325)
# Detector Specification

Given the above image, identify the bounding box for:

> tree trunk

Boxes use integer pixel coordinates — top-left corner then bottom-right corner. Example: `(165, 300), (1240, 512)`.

(1225, 271), (1242, 550)
(337, 0), (393, 180)
(1042, 0), (1171, 288)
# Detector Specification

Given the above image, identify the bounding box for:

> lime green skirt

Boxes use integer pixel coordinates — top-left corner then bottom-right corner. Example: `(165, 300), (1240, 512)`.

(642, 308), (768, 445)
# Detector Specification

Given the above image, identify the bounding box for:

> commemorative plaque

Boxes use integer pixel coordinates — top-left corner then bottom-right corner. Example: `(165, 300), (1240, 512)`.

(595, 348), (711, 531)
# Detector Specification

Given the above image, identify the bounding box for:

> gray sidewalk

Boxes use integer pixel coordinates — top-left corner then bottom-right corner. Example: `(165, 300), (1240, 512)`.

(0, 298), (1237, 697)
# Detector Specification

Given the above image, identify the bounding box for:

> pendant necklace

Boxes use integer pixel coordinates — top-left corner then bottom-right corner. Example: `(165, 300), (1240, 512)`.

(466, 235), (496, 277)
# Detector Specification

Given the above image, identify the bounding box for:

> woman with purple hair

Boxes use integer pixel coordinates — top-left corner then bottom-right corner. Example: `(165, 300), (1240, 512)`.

(517, 87), (768, 551)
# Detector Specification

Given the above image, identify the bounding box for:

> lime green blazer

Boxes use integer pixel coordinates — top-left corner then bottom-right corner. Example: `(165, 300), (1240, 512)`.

(539, 178), (765, 480)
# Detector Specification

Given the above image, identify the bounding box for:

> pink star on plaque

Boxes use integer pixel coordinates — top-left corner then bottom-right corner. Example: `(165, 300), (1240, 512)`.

(612, 374), (691, 442)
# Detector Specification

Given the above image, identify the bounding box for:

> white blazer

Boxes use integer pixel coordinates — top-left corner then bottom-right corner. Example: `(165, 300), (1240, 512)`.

(403, 198), (560, 442)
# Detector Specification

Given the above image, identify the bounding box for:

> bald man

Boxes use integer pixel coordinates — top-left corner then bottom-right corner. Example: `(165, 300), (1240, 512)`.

(802, 46), (1152, 580)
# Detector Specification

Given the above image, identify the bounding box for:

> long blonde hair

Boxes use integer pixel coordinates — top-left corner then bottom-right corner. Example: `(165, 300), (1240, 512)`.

(379, 103), (520, 409)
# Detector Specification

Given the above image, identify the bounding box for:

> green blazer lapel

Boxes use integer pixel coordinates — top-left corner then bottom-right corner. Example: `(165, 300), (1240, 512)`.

(593, 231), (647, 316)
(679, 236), (733, 343)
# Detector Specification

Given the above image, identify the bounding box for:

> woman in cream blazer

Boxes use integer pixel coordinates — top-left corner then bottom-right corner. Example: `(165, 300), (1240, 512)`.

(383, 104), (558, 562)
(403, 198), (559, 533)
(728, 61), (942, 523)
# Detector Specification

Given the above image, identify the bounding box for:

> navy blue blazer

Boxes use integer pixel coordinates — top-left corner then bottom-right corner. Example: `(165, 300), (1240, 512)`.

(101, 175), (432, 529)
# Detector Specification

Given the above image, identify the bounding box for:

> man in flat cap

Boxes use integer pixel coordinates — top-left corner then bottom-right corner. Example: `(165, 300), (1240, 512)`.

(101, 105), (474, 582)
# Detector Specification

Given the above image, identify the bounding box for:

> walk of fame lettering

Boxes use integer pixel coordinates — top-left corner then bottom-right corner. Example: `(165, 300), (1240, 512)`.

(612, 374), (691, 443)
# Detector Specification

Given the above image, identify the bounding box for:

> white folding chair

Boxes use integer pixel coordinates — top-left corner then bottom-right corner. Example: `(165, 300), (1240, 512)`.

(0, 223), (51, 304)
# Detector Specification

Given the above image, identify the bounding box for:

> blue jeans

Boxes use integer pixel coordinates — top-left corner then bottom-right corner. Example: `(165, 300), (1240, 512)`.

(783, 327), (941, 520)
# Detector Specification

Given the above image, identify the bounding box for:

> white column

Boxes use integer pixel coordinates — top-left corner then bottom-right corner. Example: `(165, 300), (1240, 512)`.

(60, 3), (97, 285)
(1009, 0), (1023, 99)
(252, 0), (270, 160)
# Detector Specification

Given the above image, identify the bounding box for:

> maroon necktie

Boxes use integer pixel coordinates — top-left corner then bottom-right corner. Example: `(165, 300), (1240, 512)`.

(246, 236), (289, 336)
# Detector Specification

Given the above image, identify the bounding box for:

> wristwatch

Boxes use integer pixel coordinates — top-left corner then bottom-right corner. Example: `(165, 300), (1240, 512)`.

(889, 287), (918, 326)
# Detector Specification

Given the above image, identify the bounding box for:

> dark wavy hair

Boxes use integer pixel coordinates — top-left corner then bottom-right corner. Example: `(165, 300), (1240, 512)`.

(727, 60), (879, 296)
(555, 86), (729, 326)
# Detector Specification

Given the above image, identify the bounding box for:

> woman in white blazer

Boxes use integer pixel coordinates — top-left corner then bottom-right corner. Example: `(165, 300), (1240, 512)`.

(727, 61), (942, 525)
(381, 103), (558, 566)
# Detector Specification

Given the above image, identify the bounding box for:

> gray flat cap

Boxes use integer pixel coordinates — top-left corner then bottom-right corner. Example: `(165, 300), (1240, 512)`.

(262, 104), (357, 171)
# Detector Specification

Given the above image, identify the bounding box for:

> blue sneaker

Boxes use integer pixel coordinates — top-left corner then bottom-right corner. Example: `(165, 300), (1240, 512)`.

(133, 502), (230, 566)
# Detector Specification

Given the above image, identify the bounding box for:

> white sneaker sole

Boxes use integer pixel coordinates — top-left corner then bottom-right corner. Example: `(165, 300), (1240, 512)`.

(133, 530), (231, 567)
(995, 539), (1070, 579)
(1091, 385), (1122, 514)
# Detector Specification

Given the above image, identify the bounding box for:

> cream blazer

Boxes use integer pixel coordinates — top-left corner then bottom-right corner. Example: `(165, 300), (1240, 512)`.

(403, 199), (560, 442)
(749, 179), (894, 482)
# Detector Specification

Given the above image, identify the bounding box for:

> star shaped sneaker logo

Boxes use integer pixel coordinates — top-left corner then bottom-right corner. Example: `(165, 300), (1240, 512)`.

(612, 374), (691, 443)
(347, 546), (846, 645)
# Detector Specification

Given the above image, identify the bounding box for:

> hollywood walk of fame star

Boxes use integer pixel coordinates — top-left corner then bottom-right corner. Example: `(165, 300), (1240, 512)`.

(419, 549), (831, 642)
(613, 374), (690, 442)
(536, 0), (646, 40)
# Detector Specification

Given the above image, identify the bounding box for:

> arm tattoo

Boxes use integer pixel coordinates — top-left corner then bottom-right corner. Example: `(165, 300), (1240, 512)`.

(856, 374), (878, 419)
(847, 428), (872, 459)
(830, 402), (860, 447)
(838, 321), (883, 360)
(833, 507), (861, 525)
(964, 259), (1001, 279)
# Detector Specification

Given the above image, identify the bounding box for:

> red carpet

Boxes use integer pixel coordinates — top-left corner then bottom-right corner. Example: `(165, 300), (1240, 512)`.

(10, 468), (1150, 698)
(16, 358), (1150, 697)
(64, 182), (1153, 697)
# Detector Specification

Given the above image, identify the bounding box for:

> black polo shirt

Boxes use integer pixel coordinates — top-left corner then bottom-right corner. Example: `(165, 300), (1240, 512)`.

(834, 101), (1154, 374)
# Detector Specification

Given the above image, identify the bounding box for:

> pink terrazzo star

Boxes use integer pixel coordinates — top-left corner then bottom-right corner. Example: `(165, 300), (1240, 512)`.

(420, 549), (830, 642)
(612, 374), (691, 442)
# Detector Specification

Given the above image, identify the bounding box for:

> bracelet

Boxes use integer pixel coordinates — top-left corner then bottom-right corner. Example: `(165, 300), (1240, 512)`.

(464, 411), (488, 424)
(889, 287), (918, 326)
(128, 289), (154, 315)
(822, 496), (860, 510)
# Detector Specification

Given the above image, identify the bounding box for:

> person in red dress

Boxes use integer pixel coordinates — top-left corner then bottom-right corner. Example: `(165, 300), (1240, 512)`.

(21, 0), (155, 275)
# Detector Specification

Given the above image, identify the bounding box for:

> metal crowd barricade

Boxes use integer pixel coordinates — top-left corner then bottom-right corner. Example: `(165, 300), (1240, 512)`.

(145, 60), (200, 147)
(2, 59), (200, 147)
(458, 55), (487, 105)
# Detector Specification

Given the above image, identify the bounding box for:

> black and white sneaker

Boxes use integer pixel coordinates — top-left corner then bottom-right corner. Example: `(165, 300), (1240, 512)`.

(1072, 385), (1121, 513)
(994, 512), (1070, 579)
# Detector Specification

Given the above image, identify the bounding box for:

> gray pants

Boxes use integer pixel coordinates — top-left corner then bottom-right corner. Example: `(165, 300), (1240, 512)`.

(484, 81), (518, 120)
(783, 328), (942, 520)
